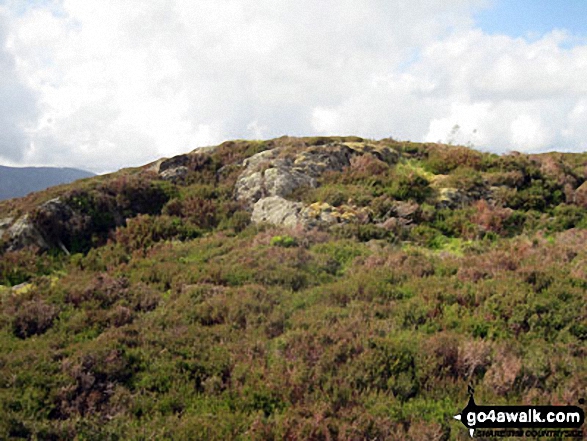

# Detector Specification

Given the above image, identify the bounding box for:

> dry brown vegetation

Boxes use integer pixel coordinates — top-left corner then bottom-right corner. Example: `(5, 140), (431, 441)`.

(0, 137), (586, 439)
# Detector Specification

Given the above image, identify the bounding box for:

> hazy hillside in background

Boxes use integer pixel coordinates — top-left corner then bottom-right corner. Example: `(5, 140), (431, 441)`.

(0, 165), (95, 201)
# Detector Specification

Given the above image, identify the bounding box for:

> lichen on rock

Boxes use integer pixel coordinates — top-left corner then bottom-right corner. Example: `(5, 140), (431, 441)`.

(236, 142), (399, 228)
(251, 196), (307, 228)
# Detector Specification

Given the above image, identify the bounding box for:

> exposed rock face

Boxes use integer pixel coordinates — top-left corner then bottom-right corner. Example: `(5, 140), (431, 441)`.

(0, 217), (13, 238)
(235, 150), (314, 206)
(1, 198), (78, 252)
(155, 154), (191, 182)
(392, 201), (419, 223)
(235, 143), (358, 208)
(251, 196), (308, 228)
(292, 144), (357, 177)
(38, 198), (74, 224)
(238, 142), (397, 228)
(157, 154), (190, 173)
(5, 215), (48, 251)
(160, 166), (188, 182)
(32, 198), (76, 253)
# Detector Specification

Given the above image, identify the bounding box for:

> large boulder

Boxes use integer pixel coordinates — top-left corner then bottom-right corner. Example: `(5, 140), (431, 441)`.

(38, 198), (75, 223)
(235, 143), (359, 208)
(157, 154), (190, 173)
(251, 197), (371, 229)
(4, 215), (49, 251)
(2, 198), (79, 253)
(31, 198), (77, 253)
(235, 149), (314, 206)
(159, 166), (188, 182)
(251, 196), (308, 228)
(154, 154), (191, 182)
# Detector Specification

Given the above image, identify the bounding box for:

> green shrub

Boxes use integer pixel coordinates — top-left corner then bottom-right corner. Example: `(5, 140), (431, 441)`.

(221, 210), (251, 233)
(354, 335), (419, 400)
(408, 225), (446, 249)
(11, 299), (58, 339)
(0, 248), (57, 286)
(431, 208), (477, 239)
(114, 215), (200, 252)
(384, 164), (431, 202)
(330, 223), (392, 242)
(442, 166), (485, 192)
(425, 145), (483, 174)
(270, 235), (297, 248)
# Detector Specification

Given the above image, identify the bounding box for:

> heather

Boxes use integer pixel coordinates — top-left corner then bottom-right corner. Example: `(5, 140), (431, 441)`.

(0, 137), (586, 440)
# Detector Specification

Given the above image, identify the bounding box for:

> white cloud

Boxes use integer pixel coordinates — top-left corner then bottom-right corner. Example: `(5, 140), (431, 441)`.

(510, 114), (551, 150)
(312, 107), (341, 134)
(0, 0), (586, 172)
(426, 102), (490, 146)
(417, 30), (587, 152)
(0, 8), (40, 164)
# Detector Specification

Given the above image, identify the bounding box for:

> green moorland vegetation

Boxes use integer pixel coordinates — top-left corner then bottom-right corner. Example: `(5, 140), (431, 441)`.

(0, 137), (586, 440)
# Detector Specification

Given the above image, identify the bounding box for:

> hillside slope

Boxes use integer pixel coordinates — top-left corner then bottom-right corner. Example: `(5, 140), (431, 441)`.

(0, 165), (95, 201)
(0, 137), (586, 439)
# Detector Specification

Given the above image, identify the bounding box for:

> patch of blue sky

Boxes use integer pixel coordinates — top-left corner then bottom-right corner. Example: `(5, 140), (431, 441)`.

(2, 0), (65, 17)
(474, 0), (587, 41)
(396, 48), (421, 73)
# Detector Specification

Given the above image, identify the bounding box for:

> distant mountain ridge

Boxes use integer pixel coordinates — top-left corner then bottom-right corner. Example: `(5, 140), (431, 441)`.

(0, 165), (95, 201)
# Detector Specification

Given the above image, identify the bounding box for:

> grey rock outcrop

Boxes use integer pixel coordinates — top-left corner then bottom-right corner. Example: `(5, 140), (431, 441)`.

(5, 215), (49, 251)
(235, 150), (314, 206)
(0, 217), (13, 239)
(33, 198), (76, 253)
(393, 201), (419, 219)
(235, 143), (358, 208)
(1, 198), (76, 252)
(238, 142), (399, 228)
(251, 196), (309, 228)
(38, 198), (74, 223)
(160, 166), (188, 182)
(251, 196), (371, 229)
(154, 154), (191, 182)
(157, 154), (190, 173)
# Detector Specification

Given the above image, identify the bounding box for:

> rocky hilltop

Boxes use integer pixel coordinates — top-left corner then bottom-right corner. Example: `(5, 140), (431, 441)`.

(2, 136), (586, 255)
(1, 136), (587, 439)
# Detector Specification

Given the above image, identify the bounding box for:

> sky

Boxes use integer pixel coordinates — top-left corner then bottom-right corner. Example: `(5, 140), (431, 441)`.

(0, 0), (587, 173)
(475, 0), (587, 39)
